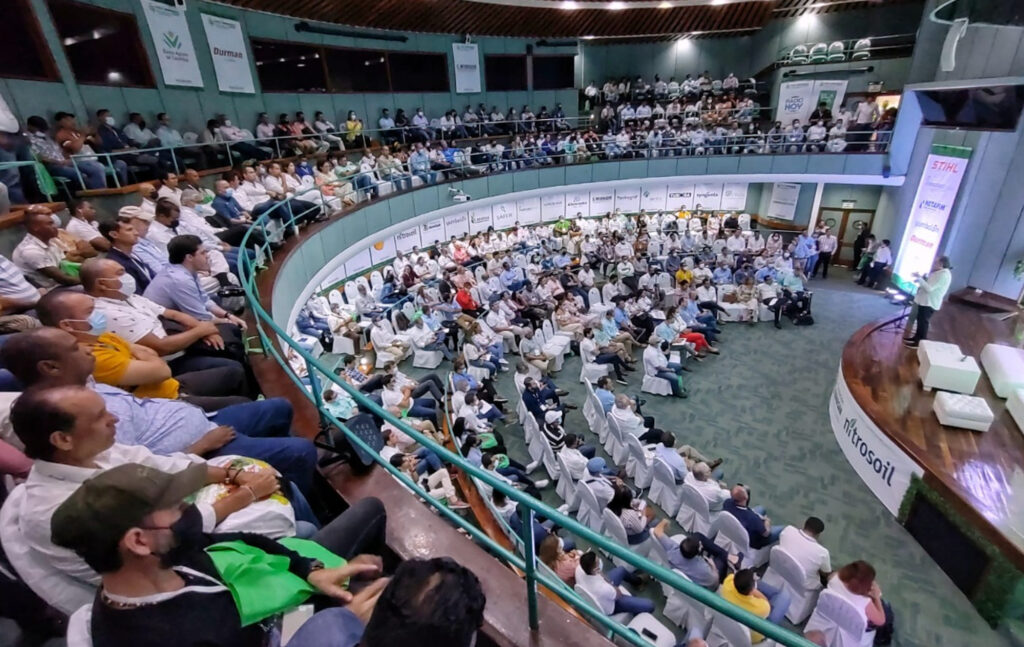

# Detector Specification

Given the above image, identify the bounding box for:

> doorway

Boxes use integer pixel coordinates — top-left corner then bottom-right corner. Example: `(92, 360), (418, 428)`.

(817, 207), (875, 267)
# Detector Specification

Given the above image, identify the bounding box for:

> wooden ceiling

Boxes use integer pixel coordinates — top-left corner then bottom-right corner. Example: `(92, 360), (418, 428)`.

(217, 0), (916, 39)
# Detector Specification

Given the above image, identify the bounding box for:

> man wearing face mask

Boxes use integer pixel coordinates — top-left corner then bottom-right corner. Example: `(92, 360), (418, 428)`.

(123, 113), (161, 148)
(48, 462), (387, 647)
(147, 198), (242, 293)
(12, 208), (79, 288)
(208, 180), (273, 251)
(805, 120), (827, 153)
(94, 109), (162, 178)
(35, 290), (248, 408)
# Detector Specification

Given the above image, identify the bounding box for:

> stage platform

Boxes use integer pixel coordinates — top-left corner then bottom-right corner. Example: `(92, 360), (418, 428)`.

(837, 297), (1024, 625)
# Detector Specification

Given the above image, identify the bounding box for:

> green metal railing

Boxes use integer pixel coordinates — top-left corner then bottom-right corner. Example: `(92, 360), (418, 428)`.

(237, 186), (817, 647)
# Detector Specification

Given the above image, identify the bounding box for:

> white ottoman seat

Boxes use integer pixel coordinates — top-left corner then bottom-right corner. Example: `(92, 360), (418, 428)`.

(917, 340), (981, 394)
(980, 343), (1024, 398)
(933, 392), (994, 432)
(1007, 389), (1024, 432)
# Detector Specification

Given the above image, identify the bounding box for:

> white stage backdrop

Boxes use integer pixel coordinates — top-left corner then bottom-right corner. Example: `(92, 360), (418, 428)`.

(830, 367), (921, 515)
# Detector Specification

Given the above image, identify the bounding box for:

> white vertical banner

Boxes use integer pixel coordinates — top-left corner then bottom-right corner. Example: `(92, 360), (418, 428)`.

(892, 147), (971, 294)
(640, 185), (668, 212)
(394, 226), (421, 254)
(830, 366), (921, 516)
(420, 219), (445, 245)
(492, 202), (518, 229)
(201, 14), (256, 94)
(614, 186), (641, 213)
(776, 80), (817, 124)
(693, 182), (723, 211)
(369, 237), (397, 265)
(720, 183), (748, 211)
(345, 248), (372, 277)
(565, 191), (590, 218)
(541, 194), (566, 222)
(443, 212), (469, 238)
(589, 188), (614, 216)
(515, 197), (541, 225)
(468, 207), (493, 234)
(665, 183), (695, 211)
(141, 0), (203, 88)
(452, 43), (481, 94)
(766, 182), (801, 221)
(811, 80), (848, 118)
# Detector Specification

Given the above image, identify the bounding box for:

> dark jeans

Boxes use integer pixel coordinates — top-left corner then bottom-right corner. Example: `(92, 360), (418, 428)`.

(910, 305), (935, 342)
(595, 352), (627, 379)
(812, 251), (833, 278)
(858, 261), (887, 288)
(410, 374), (444, 401)
(176, 364), (250, 411)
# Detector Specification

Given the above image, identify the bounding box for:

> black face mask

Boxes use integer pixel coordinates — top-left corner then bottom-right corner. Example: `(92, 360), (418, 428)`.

(149, 191), (159, 200)
(138, 121), (146, 129)
(156, 505), (205, 568)
(169, 218), (180, 229)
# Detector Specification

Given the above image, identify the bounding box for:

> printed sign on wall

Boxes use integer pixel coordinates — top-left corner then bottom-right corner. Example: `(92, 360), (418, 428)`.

(345, 248), (372, 277)
(443, 212), (469, 238)
(565, 192), (590, 218)
(200, 14), (255, 93)
(720, 183), (749, 211)
(693, 182), (723, 211)
(665, 183), (695, 211)
(394, 226), (421, 254)
(141, 0), (203, 88)
(541, 194), (565, 222)
(640, 185), (668, 212)
(452, 43), (481, 94)
(468, 208), (493, 234)
(421, 218), (444, 244)
(766, 182), (801, 221)
(589, 189), (614, 216)
(614, 187), (641, 214)
(492, 202), (518, 229)
(368, 236), (397, 265)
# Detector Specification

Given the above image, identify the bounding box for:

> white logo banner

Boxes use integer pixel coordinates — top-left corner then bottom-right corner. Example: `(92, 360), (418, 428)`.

(443, 212), (469, 238)
(141, 0), (203, 88)
(830, 366), (921, 515)
(369, 237), (397, 265)
(766, 182), (801, 221)
(565, 192), (590, 218)
(614, 187), (641, 214)
(540, 194), (565, 222)
(468, 208), (493, 234)
(514, 197), (540, 225)
(665, 183), (695, 211)
(694, 182), (723, 211)
(452, 43), (481, 94)
(421, 218), (445, 244)
(589, 189), (614, 216)
(345, 248), (372, 277)
(640, 185), (667, 212)
(720, 183), (748, 211)
(776, 80), (816, 124)
(394, 226), (421, 254)
(492, 202), (518, 229)
(201, 14), (255, 94)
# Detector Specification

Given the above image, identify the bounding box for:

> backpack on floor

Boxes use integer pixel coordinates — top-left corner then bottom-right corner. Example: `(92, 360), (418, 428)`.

(794, 313), (815, 326)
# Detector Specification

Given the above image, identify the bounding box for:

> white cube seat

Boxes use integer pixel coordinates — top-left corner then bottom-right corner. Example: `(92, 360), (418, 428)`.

(933, 392), (994, 432)
(1008, 389), (1024, 432)
(642, 374), (673, 396)
(917, 340), (981, 394)
(981, 343), (1024, 398)
(413, 348), (444, 369)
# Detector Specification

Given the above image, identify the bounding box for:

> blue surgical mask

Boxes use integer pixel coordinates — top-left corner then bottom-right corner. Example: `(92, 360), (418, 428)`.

(114, 274), (136, 297)
(224, 188), (234, 198)
(68, 310), (107, 335)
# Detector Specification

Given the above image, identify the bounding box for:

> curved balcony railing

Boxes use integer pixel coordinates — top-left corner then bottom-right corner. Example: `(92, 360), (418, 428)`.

(238, 187), (818, 647)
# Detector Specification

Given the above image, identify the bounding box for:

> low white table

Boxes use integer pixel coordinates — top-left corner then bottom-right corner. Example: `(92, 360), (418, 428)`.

(980, 343), (1024, 398)
(933, 392), (995, 432)
(1007, 389), (1024, 432)
(917, 340), (981, 394)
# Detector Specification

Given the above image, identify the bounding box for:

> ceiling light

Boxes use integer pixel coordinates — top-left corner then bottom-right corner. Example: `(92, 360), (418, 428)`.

(711, 0), (727, 5)
(106, 71), (123, 82)
(582, 35), (596, 40)
(659, 1), (672, 7)
(608, 1), (625, 10)
(561, 0), (579, 9)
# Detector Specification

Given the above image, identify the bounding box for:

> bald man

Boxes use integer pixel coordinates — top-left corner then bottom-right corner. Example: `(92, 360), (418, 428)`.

(34, 289), (248, 410)
(723, 484), (784, 549)
(12, 208), (80, 288)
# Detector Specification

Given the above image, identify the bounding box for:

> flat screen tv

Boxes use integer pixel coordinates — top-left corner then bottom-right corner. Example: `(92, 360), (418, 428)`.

(914, 84), (1024, 132)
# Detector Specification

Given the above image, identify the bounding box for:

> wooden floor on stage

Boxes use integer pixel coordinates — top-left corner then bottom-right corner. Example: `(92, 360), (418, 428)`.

(842, 300), (1024, 566)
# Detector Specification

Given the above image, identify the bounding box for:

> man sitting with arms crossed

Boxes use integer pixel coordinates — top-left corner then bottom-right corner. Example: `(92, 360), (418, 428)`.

(50, 463), (388, 647)
(0, 328), (317, 497)
(34, 289), (248, 412)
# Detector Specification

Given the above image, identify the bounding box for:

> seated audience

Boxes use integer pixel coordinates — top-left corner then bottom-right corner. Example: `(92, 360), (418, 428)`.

(720, 568), (792, 643)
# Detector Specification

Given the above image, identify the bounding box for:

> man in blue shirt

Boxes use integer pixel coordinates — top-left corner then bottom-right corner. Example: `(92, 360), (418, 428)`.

(723, 485), (783, 549)
(408, 144), (436, 184)
(754, 264), (777, 283)
(144, 235), (246, 327)
(712, 260), (733, 285)
(552, 250), (572, 269)
(498, 261), (526, 292)
(594, 375), (616, 414)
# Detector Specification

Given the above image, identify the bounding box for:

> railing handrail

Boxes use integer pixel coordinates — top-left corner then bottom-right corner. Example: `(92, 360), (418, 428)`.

(235, 185), (818, 647)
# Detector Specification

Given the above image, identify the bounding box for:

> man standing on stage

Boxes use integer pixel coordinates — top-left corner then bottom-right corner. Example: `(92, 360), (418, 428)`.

(904, 255), (952, 348)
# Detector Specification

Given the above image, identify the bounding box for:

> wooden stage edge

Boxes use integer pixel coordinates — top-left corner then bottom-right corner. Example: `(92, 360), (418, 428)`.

(839, 300), (1024, 570)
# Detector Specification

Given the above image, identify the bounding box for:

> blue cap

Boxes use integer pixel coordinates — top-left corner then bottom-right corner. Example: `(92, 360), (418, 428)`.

(587, 457), (607, 475)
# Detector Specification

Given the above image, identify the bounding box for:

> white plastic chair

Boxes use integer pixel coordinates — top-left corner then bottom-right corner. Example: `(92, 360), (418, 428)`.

(705, 608), (774, 647)
(851, 38), (872, 60)
(328, 289), (345, 308)
(539, 439), (561, 481)
(580, 361), (612, 384)
(738, 213), (751, 230)
(604, 414), (630, 466)
(789, 44), (810, 64)
(663, 569), (711, 634)
(575, 481), (606, 533)
(626, 614), (677, 647)
(624, 434), (654, 489)
(413, 347), (444, 369)
(761, 545), (822, 623)
(711, 512), (770, 569)
(675, 483), (720, 535)
(343, 281), (360, 303)
(601, 508), (654, 565)
(642, 374), (673, 396)
(809, 42), (829, 63)
(601, 282), (618, 305)
(827, 40), (846, 62)
(555, 452), (579, 509)
(574, 582), (633, 625)
(648, 458), (682, 515)
(369, 270), (384, 292)
(804, 589), (875, 647)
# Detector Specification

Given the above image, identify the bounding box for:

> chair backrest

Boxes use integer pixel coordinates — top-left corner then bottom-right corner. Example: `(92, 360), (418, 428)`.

(626, 434), (648, 465)
(523, 412), (540, 441)
(576, 480), (603, 518)
(354, 275), (371, 292)
(768, 545), (810, 592)
(738, 213), (751, 230)
(656, 272), (673, 289)
(711, 511), (751, 553)
(652, 457), (677, 490)
(601, 508), (630, 546)
(0, 485), (96, 615)
(605, 413), (624, 442)
(343, 281), (360, 303)
(812, 590), (870, 642)
(573, 583), (608, 618)
(828, 40), (845, 54)
(369, 270), (384, 289)
(679, 483), (711, 519)
(556, 452), (576, 485)
(401, 301), (416, 321)
(542, 319), (555, 340)
(708, 609), (754, 647)
(602, 282), (618, 304)
(790, 44), (809, 60)
(853, 37), (871, 52)
(588, 287), (602, 307)
(328, 289), (344, 307)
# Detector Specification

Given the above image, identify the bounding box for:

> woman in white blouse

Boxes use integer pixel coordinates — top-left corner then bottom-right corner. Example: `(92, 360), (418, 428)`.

(608, 484), (661, 545)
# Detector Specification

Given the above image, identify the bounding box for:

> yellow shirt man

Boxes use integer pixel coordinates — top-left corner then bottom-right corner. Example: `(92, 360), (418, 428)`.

(675, 267), (694, 285)
(89, 332), (180, 399)
(720, 573), (771, 643)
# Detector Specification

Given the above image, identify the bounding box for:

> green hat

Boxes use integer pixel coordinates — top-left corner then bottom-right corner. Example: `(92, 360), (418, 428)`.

(51, 462), (207, 557)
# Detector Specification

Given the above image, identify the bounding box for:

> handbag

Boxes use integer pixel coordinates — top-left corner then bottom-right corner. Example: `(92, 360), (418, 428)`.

(191, 455), (296, 539)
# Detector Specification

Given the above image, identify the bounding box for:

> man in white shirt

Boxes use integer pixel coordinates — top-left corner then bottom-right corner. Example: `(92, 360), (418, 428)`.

(122, 112), (160, 148)
(66, 200), (108, 253)
(857, 238), (892, 289)
(609, 393), (662, 443)
(812, 229), (838, 279)
(574, 552), (652, 616)
(778, 517), (831, 590)
(905, 255), (953, 348)
(156, 169), (184, 206)
(642, 338), (685, 398)
(683, 461), (730, 511)
(12, 208), (78, 288)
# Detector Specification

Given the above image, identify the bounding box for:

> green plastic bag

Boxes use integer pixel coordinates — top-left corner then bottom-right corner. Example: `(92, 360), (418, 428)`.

(204, 538), (347, 626)
(59, 259), (81, 278)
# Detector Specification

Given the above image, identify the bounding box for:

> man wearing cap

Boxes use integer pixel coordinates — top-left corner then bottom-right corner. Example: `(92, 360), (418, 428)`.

(7, 385), (285, 591)
(50, 463), (387, 647)
(0, 328), (317, 495)
(582, 457), (627, 508)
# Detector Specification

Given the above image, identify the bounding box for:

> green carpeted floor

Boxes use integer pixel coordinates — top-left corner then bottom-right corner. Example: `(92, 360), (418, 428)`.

(386, 268), (1008, 647)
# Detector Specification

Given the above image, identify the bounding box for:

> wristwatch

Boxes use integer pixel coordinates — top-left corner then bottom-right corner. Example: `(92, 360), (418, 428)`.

(308, 560), (325, 573)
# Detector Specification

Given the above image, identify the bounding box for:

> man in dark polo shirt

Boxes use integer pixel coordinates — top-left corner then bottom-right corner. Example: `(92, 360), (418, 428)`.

(722, 485), (784, 549)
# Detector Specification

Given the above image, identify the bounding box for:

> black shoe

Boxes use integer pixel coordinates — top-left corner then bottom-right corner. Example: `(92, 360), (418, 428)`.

(493, 396), (509, 404)
(563, 403), (579, 410)
(555, 389), (569, 397)
(774, 321), (782, 329)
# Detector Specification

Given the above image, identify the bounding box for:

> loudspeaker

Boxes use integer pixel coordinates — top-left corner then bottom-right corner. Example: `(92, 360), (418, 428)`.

(941, 18), (970, 73)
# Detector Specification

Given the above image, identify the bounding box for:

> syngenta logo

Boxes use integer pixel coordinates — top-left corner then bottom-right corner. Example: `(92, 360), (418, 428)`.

(842, 416), (895, 487)
(163, 31), (181, 49)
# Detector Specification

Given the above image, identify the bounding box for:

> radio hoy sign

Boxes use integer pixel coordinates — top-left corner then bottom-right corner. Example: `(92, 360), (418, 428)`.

(829, 366), (921, 515)
(141, 0), (203, 88)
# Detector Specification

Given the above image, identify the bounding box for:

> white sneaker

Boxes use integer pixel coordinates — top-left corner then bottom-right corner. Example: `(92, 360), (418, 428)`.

(534, 479), (550, 488)
(557, 503), (570, 514)
(525, 460), (541, 474)
(498, 358), (510, 365)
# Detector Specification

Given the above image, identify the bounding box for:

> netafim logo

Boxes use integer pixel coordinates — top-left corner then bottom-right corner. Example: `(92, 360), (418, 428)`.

(842, 415), (895, 487)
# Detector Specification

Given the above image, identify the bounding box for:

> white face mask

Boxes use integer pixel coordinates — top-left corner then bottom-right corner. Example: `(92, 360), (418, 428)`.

(51, 214), (61, 228)
(223, 120), (232, 127)
(104, 116), (115, 127)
